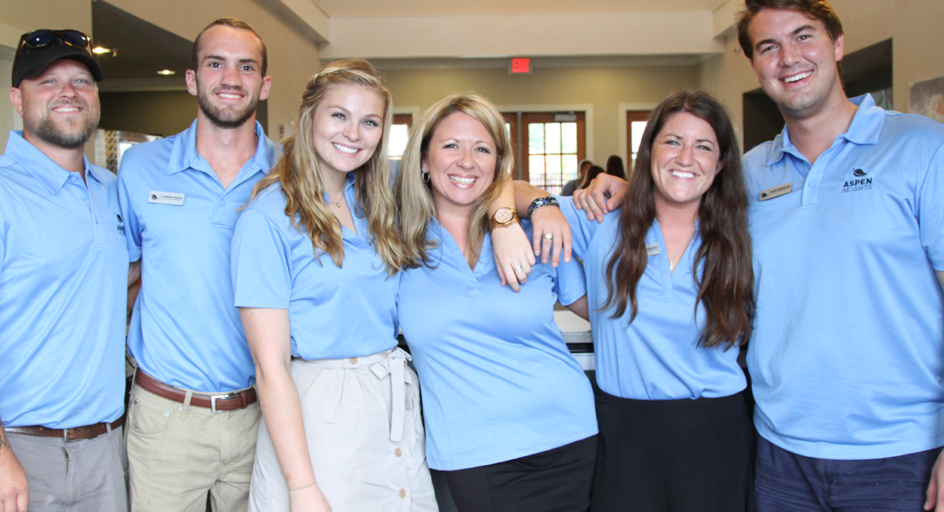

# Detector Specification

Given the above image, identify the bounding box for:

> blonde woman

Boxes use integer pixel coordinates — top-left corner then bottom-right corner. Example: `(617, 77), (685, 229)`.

(230, 59), (436, 512)
(396, 94), (597, 511)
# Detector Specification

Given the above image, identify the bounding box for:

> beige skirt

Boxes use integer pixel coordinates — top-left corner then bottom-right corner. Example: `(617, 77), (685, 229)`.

(248, 347), (438, 512)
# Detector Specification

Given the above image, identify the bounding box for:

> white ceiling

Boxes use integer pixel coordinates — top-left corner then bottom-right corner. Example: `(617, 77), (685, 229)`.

(315, 0), (727, 17)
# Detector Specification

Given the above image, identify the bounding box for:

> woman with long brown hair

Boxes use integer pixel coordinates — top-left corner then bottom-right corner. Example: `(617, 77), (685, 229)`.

(519, 90), (754, 511)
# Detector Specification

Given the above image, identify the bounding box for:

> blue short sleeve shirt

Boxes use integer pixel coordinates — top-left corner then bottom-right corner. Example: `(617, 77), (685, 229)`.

(398, 219), (596, 471)
(231, 178), (398, 359)
(118, 120), (279, 392)
(744, 94), (944, 459)
(559, 196), (747, 400)
(0, 132), (128, 428)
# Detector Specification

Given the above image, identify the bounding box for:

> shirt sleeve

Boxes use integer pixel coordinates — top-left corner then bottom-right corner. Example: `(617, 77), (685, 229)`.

(116, 168), (142, 262)
(918, 139), (944, 270)
(556, 195), (603, 260)
(553, 255), (586, 306)
(231, 208), (293, 309)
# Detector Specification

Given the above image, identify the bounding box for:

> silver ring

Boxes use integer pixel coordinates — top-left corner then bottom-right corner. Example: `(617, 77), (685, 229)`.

(543, 233), (554, 241)
(515, 265), (525, 273)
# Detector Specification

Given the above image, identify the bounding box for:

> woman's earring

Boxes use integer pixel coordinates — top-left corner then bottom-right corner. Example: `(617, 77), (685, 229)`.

(422, 169), (430, 183)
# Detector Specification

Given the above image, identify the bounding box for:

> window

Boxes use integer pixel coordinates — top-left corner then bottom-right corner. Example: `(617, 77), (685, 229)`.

(389, 113), (413, 160)
(514, 112), (586, 195)
(626, 110), (650, 175)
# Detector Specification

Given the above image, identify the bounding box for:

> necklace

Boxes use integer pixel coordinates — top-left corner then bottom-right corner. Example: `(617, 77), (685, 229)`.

(668, 244), (688, 273)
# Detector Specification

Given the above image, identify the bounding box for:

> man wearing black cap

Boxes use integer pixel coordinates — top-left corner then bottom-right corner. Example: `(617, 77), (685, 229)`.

(0, 29), (129, 512)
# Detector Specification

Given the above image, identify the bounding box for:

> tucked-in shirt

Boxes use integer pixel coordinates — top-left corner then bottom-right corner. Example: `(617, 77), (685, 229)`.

(744, 94), (944, 460)
(118, 120), (279, 392)
(398, 218), (596, 471)
(559, 197), (747, 400)
(231, 179), (398, 359)
(0, 131), (127, 428)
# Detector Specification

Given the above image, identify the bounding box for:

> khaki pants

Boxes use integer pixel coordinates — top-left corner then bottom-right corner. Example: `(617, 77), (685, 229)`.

(248, 348), (438, 512)
(126, 384), (261, 512)
(8, 426), (127, 512)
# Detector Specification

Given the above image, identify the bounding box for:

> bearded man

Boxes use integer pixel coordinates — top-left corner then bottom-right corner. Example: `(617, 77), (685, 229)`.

(116, 18), (279, 512)
(0, 28), (129, 512)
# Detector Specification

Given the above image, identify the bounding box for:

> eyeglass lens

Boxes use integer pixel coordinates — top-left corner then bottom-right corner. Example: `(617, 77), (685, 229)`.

(22, 29), (90, 49)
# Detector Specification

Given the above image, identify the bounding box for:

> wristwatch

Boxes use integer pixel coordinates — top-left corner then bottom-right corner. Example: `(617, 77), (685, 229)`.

(528, 196), (560, 217)
(489, 207), (519, 230)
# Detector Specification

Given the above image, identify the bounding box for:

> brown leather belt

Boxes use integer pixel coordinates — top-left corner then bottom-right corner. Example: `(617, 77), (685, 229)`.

(134, 371), (257, 413)
(6, 416), (126, 441)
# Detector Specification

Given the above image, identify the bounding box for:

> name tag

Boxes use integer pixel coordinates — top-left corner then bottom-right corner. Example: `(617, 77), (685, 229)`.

(646, 243), (661, 256)
(148, 191), (185, 206)
(759, 183), (792, 201)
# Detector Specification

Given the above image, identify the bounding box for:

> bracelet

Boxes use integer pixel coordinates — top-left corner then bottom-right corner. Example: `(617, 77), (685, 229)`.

(289, 482), (317, 492)
(528, 196), (560, 217)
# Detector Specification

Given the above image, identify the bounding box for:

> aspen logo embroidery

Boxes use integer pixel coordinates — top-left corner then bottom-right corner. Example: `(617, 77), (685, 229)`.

(841, 169), (872, 193)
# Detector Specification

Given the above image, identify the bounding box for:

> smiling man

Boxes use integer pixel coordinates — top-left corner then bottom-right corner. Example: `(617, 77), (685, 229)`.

(0, 29), (128, 512)
(737, 1), (944, 511)
(116, 18), (279, 512)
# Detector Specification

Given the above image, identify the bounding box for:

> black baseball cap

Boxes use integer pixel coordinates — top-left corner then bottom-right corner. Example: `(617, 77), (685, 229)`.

(12, 29), (104, 88)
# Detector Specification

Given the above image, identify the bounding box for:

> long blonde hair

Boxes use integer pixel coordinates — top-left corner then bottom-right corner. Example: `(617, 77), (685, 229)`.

(396, 93), (514, 267)
(249, 58), (405, 273)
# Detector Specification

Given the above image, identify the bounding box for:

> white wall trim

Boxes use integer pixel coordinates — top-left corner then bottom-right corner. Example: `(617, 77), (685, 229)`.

(618, 102), (658, 169)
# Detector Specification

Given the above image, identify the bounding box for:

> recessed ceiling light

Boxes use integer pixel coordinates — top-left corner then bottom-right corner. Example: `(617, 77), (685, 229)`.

(92, 46), (111, 54)
(157, 69), (176, 76)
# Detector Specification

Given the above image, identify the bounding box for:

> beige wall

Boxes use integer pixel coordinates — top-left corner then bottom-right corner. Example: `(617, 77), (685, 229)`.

(700, 0), (944, 142)
(382, 65), (700, 165)
(0, 0), (92, 42)
(105, 0), (320, 139)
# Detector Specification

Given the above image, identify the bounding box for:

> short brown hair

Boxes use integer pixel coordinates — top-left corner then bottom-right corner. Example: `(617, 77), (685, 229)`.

(191, 18), (267, 76)
(736, 0), (843, 61)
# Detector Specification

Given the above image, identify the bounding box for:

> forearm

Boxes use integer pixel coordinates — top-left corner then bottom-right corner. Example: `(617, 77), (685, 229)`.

(240, 308), (318, 491)
(128, 260), (142, 322)
(487, 175), (516, 217)
(0, 414), (29, 512)
(255, 362), (316, 489)
(513, 180), (551, 217)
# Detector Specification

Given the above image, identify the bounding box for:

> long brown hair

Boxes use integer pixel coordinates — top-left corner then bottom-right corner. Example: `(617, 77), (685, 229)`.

(249, 58), (405, 273)
(603, 91), (754, 349)
(397, 93), (514, 267)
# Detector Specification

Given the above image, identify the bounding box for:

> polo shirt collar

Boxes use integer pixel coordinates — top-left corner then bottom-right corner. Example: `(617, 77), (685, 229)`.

(765, 94), (884, 167)
(165, 119), (276, 179)
(3, 130), (90, 195)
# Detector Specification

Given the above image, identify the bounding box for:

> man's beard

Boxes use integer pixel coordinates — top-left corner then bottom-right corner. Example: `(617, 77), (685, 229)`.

(26, 107), (98, 150)
(197, 85), (259, 130)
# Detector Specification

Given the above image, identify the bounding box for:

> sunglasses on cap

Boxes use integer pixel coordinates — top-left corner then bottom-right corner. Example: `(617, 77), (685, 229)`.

(18, 29), (91, 51)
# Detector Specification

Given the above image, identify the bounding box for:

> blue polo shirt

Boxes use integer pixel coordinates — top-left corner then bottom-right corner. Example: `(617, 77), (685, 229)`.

(559, 197), (747, 400)
(231, 178), (398, 359)
(744, 94), (944, 460)
(398, 219), (596, 471)
(118, 120), (279, 392)
(0, 131), (127, 428)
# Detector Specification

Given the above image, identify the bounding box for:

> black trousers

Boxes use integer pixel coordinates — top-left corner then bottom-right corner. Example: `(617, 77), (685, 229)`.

(590, 388), (754, 512)
(443, 435), (598, 512)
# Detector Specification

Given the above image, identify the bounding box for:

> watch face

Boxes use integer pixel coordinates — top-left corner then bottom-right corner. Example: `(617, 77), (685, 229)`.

(495, 208), (513, 223)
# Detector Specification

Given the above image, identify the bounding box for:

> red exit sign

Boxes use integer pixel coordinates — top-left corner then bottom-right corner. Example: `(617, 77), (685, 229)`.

(510, 58), (532, 75)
